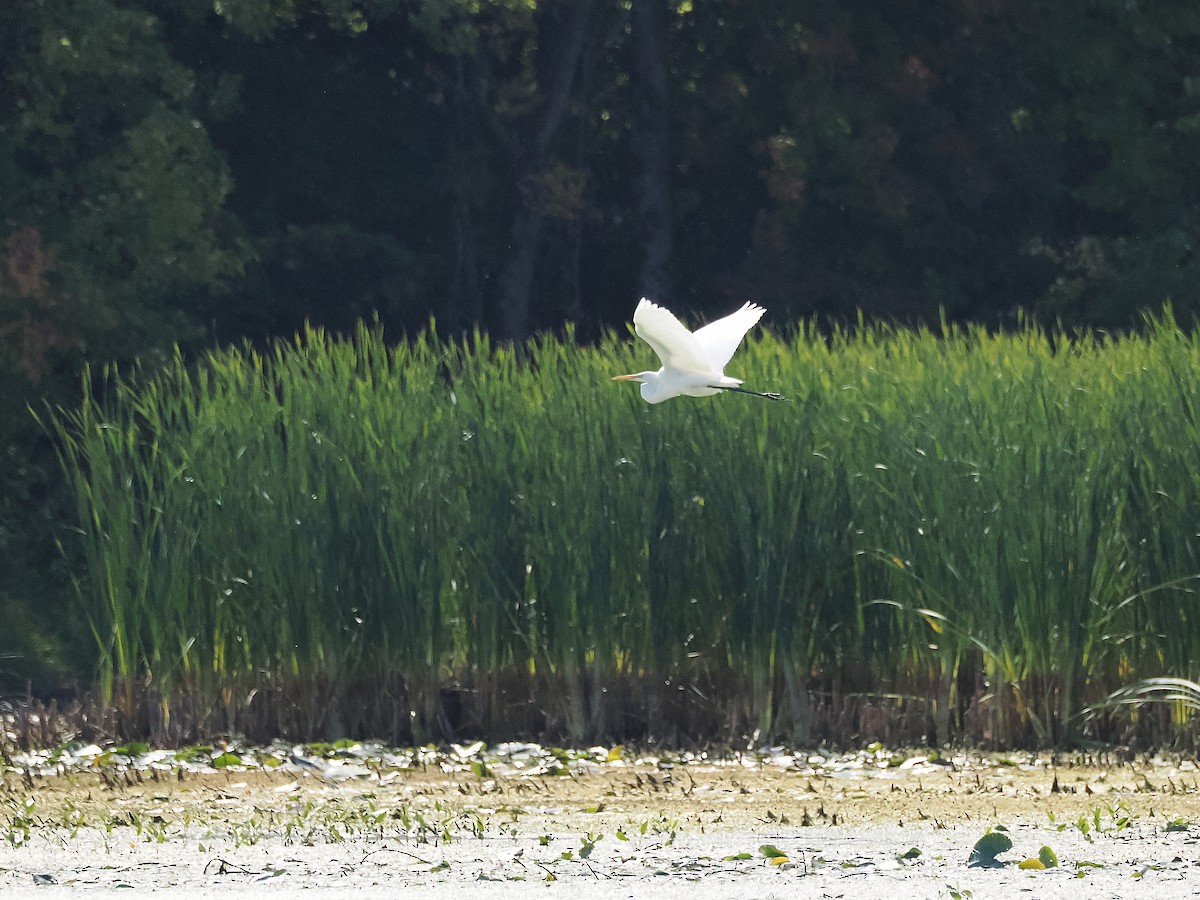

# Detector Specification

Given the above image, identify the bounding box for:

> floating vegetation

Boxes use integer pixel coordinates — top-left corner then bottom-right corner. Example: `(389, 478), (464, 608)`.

(4, 743), (1200, 895)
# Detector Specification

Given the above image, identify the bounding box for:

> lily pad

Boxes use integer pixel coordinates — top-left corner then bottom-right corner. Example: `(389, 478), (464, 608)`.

(968, 830), (1012, 866)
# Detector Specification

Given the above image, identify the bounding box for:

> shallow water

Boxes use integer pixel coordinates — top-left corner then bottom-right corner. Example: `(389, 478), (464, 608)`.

(4, 745), (1200, 895)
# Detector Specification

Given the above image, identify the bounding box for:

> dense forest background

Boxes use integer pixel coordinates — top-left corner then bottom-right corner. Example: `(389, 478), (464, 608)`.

(3, 0), (1200, 696)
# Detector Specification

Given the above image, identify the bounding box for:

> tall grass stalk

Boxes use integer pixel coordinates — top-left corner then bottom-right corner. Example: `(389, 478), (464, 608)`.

(49, 314), (1200, 746)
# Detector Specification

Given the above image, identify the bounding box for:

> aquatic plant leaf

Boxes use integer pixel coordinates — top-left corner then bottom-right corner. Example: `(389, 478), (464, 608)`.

(968, 830), (1012, 866)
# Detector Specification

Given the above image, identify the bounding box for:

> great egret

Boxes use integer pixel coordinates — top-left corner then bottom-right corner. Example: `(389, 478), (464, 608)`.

(612, 298), (784, 404)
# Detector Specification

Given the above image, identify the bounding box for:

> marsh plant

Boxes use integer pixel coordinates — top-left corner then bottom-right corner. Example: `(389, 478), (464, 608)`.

(48, 313), (1200, 745)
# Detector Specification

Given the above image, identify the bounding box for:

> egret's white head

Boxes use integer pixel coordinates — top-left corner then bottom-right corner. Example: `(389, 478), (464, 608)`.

(612, 371), (667, 403)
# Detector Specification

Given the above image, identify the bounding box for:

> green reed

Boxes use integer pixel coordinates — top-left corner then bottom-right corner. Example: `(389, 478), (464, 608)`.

(49, 313), (1200, 745)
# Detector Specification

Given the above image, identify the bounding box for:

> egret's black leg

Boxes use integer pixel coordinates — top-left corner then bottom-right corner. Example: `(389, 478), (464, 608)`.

(713, 385), (787, 401)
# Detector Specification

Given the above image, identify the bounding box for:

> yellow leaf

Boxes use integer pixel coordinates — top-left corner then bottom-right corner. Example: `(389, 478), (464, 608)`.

(769, 855), (789, 866)
(1019, 858), (1045, 870)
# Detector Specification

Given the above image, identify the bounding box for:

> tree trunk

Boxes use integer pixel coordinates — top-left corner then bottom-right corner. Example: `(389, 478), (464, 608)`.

(631, 0), (673, 305)
(449, 59), (484, 332)
(496, 0), (594, 341)
(499, 206), (545, 340)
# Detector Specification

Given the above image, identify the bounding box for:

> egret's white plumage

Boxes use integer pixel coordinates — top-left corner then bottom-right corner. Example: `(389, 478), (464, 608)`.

(613, 298), (783, 404)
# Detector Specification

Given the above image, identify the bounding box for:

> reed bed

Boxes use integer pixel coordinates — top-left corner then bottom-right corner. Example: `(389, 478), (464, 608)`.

(48, 314), (1200, 747)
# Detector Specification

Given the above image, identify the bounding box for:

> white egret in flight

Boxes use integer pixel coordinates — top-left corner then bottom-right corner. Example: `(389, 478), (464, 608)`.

(613, 298), (784, 404)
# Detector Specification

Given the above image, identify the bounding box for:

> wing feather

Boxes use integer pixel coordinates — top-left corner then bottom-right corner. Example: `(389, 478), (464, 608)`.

(691, 302), (765, 372)
(632, 298), (712, 373)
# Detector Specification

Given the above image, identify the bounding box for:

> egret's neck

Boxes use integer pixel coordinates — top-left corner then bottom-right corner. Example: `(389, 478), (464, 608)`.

(639, 371), (668, 404)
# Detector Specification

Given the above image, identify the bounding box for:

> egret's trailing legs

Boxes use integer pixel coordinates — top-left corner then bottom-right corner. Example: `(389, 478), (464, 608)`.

(714, 385), (786, 401)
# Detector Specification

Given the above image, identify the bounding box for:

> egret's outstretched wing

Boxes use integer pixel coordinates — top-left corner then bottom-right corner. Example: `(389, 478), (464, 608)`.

(691, 302), (765, 372)
(633, 298), (712, 373)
